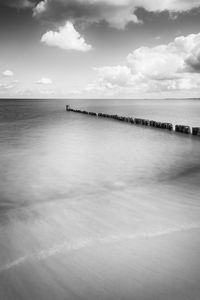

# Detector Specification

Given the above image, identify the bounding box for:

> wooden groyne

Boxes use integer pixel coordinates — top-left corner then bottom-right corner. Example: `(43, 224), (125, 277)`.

(66, 105), (200, 137)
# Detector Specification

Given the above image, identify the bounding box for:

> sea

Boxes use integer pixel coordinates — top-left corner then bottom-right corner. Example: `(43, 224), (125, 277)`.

(0, 98), (200, 300)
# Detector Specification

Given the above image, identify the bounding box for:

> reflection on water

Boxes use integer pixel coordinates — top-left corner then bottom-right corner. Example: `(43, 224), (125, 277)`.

(1, 99), (200, 300)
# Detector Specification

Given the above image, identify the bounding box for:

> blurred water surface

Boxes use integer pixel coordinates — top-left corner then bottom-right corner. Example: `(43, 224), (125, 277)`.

(0, 99), (200, 300)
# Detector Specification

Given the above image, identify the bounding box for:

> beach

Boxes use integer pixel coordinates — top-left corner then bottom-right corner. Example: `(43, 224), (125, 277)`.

(0, 99), (200, 299)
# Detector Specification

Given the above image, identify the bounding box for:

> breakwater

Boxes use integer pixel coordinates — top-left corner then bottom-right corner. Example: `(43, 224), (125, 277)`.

(66, 105), (200, 136)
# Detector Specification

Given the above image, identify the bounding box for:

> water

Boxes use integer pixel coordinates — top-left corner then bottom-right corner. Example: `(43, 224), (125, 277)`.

(0, 99), (200, 300)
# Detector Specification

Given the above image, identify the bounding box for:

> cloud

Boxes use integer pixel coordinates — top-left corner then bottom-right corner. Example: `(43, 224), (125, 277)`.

(135, 0), (200, 12)
(180, 33), (200, 72)
(3, 0), (200, 29)
(0, 0), (37, 9)
(127, 46), (184, 80)
(94, 66), (133, 86)
(32, 0), (200, 29)
(33, 0), (46, 14)
(37, 77), (52, 84)
(85, 32), (200, 96)
(33, 0), (140, 29)
(2, 70), (14, 77)
(41, 21), (92, 51)
(0, 80), (18, 90)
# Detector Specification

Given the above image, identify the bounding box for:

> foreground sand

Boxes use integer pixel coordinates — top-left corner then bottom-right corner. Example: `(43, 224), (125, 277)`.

(1, 181), (200, 300)
(1, 227), (200, 300)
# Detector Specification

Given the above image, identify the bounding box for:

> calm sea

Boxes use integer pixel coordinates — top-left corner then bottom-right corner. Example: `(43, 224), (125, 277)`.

(0, 99), (200, 300)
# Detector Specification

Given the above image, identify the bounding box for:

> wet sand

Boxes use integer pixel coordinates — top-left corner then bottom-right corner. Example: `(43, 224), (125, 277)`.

(1, 182), (200, 300)
(1, 227), (200, 300)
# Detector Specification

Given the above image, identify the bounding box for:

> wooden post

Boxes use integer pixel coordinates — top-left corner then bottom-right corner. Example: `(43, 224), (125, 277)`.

(175, 125), (191, 134)
(65, 106), (200, 138)
(192, 127), (200, 136)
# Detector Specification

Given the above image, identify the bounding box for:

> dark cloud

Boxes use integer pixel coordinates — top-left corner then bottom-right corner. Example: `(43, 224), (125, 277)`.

(32, 0), (200, 29)
(185, 51), (200, 72)
(2, 0), (200, 29)
(33, 0), (139, 29)
(0, 0), (38, 9)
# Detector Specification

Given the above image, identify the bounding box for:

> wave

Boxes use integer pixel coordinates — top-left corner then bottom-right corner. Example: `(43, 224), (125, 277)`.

(1, 222), (200, 273)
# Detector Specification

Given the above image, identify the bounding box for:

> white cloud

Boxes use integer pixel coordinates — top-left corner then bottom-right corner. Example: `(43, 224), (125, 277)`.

(2, 70), (14, 77)
(0, 80), (18, 90)
(4, 84), (15, 90)
(94, 66), (133, 86)
(33, 0), (47, 16)
(37, 77), (52, 84)
(41, 22), (92, 52)
(85, 32), (200, 96)
(127, 46), (184, 80)
(134, 0), (200, 12)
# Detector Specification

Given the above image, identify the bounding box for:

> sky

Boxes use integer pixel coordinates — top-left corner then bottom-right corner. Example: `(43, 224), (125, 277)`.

(1, 0), (200, 99)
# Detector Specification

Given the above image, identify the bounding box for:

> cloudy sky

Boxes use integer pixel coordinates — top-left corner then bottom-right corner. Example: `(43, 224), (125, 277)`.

(1, 0), (200, 98)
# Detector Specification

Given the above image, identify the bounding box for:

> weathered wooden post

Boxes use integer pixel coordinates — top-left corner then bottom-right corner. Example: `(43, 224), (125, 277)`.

(150, 120), (156, 127)
(183, 126), (191, 134)
(192, 127), (200, 136)
(65, 106), (200, 139)
(166, 123), (173, 131)
(175, 125), (191, 134)
(135, 118), (142, 125)
(129, 117), (134, 124)
(141, 119), (150, 126)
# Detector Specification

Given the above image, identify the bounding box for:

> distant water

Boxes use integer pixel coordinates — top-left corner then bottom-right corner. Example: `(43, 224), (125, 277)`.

(1, 99), (200, 300)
